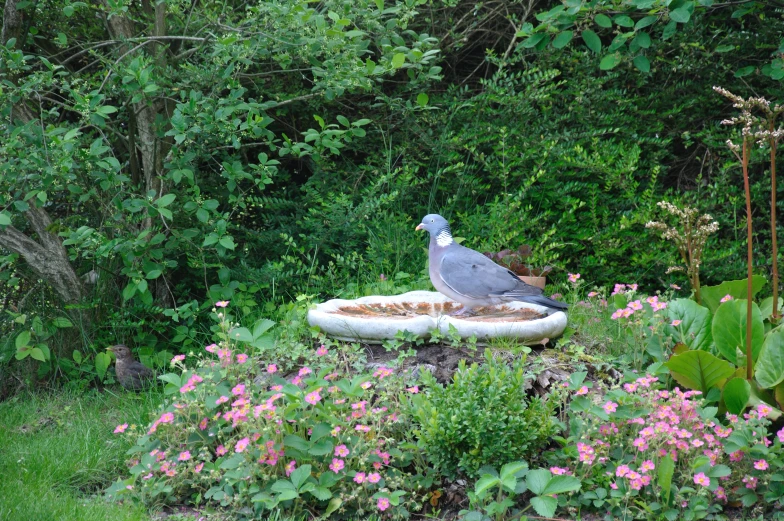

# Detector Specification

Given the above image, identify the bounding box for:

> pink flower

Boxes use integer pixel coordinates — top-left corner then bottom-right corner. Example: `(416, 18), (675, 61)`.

(305, 390), (322, 405)
(640, 460), (655, 472)
(236, 353), (248, 364)
(356, 425), (371, 433)
(377, 497), (390, 511)
(550, 467), (569, 475)
(588, 291), (599, 297)
(199, 418), (208, 430)
(216, 396), (229, 405)
(568, 273), (581, 283)
(114, 423), (128, 434)
(575, 386), (589, 396)
(730, 451), (744, 462)
(194, 463), (204, 473)
(335, 445), (350, 457)
(610, 309), (624, 320)
(743, 475), (758, 489)
(720, 294), (733, 303)
(178, 451), (191, 461)
(694, 472), (710, 487)
(232, 384), (246, 396)
(360, 381), (372, 389)
(615, 465), (630, 477)
(628, 300), (643, 311)
(610, 482), (618, 490)
(285, 460), (296, 476)
(367, 472), (381, 484)
(632, 438), (648, 451)
(602, 401), (618, 414)
(754, 459), (769, 470)
(757, 403), (773, 418)
(171, 354), (185, 364)
(316, 345), (328, 356)
(298, 367), (312, 377)
(205, 343), (218, 353)
(406, 386), (419, 393)
(267, 364), (277, 373)
(670, 319), (682, 327)
(329, 458), (345, 473)
(353, 472), (366, 483)
(216, 445), (227, 456)
(623, 383), (638, 393)
(215, 300), (229, 307)
(235, 437), (250, 453)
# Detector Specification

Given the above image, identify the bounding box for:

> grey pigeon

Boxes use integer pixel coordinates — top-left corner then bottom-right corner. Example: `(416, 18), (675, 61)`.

(416, 214), (568, 315)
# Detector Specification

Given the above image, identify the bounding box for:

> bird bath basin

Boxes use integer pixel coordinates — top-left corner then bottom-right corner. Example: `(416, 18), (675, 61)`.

(307, 291), (567, 344)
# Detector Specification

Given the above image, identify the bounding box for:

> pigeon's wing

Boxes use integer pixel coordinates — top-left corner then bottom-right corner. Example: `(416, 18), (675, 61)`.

(438, 245), (543, 299)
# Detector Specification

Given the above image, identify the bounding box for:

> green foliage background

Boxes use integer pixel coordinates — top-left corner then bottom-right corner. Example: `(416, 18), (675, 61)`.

(2, 0), (784, 377)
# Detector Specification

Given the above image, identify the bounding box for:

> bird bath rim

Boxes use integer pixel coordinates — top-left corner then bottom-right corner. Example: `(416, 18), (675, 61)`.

(307, 290), (568, 344)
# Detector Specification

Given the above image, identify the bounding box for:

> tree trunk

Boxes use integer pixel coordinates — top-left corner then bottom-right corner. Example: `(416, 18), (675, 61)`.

(1, 0), (85, 306)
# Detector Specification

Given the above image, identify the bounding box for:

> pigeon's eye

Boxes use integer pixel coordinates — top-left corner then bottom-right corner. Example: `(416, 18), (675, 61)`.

(430, 219), (434, 222)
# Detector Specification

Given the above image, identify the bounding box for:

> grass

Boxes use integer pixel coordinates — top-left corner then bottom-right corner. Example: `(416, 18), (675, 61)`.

(0, 388), (163, 521)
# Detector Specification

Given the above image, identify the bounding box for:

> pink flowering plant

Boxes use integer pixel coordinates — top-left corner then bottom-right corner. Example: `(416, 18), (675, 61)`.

(106, 304), (434, 518)
(549, 374), (784, 519)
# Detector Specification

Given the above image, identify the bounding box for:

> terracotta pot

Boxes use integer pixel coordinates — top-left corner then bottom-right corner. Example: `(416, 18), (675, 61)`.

(519, 276), (546, 289)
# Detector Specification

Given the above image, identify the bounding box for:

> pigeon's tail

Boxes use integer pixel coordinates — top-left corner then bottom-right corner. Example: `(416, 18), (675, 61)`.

(518, 294), (568, 313)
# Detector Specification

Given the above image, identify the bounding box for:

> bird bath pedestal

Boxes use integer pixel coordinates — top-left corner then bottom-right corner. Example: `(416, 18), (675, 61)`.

(307, 291), (567, 344)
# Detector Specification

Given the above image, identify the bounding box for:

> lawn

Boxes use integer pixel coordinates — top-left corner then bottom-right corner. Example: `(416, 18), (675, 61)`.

(0, 389), (161, 521)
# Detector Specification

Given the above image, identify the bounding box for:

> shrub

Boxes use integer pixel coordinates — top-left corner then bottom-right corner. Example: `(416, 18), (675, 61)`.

(106, 303), (435, 519)
(409, 352), (557, 478)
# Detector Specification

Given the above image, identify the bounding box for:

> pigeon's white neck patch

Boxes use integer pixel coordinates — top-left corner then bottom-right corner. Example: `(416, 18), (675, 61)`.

(435, 230), (453, 247)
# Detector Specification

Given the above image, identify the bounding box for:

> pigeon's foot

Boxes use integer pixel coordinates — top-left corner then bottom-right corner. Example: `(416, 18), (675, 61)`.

(449, 306), (476, 317)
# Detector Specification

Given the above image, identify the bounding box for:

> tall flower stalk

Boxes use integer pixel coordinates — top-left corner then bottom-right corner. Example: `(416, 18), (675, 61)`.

(714, 86), (784, 379)
(646, 202), (718, 305)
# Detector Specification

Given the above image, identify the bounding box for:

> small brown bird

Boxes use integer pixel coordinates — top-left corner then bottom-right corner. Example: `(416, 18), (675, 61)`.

(108, 344), (154, 390)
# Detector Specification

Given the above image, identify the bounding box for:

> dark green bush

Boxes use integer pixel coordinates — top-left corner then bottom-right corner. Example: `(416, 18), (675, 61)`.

(409, 352), (557, 479)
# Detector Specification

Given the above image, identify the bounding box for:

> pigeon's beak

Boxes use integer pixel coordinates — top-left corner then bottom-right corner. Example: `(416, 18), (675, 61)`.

(415, 223), (424, 231)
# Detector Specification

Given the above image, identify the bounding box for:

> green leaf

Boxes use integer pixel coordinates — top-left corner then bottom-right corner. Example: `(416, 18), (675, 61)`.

(155, 194), (176, 207)
(581, 30), (602, 54)
(521, 34), (546, 48)
(658, 453), (675, 504)
(475, 475), (500, 497)
(542, 475), (582, 495)
(526, 469), (552, 495)
(759, 297), (783, 320)
(756, 329), (784, 388)
(290, 464), (312, 489)
(701, 276), (767, 313)
(416, 93), (429, 107)
(30, 347), (46, 362)
(15, 331), (31, 350)
(308, 487), (332, 501)
(63, 5), (74, 16)
(636, 15), (658, 30)
(500, 461), (529, 481)
(220, 454), (245, 469)
(662, 20), (678, 40)
(723, 377), (751, 414)
(667, 299), (712, 351)
(599, 54), (622, 70)
(530, 496), (557, 518)
(51, 317), (73, 328)
(633, 32), (651, 49)
(664, 350), (735, 393)
(595, 14), (612, 28)
(308, 439), (334, 456)
(0, 212), (10, 226)
(735, 66), (755, 78)
(95, 352), (111, 379)
(325, 498), (342, 517)
(715, 44), (735, 53)
(712, 300), (764, 365)
(670, 7), (692, 23)
(614, 15), (634, 28)
(633, 55), (651, 73)
(229, 327), (253, 342)
(219, 236), (236, 250)
(391, 53), (406, 69)
(552, 31), (573, 49)
(706, 464), (732, 478)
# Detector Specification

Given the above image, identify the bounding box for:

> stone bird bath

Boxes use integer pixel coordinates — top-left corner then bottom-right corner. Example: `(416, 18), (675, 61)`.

(307, 291), (567, 344)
